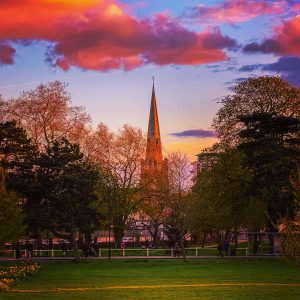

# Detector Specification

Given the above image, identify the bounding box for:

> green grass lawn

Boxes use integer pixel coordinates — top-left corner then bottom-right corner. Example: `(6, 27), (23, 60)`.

(1, 259), (300, 300)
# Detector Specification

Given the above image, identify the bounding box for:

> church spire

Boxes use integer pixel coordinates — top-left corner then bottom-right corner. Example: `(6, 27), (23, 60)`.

(145, 78), (163, 165)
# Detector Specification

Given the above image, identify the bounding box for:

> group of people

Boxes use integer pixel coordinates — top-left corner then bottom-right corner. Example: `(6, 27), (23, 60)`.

(60, 240), (100, 258)
(217, 241), (231, 257)
(82, 241), (99, 258)
(14, 242), (34, 259)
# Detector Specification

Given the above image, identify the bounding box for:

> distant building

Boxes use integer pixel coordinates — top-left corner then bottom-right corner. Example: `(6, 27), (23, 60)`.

(193, 149), (219, 177)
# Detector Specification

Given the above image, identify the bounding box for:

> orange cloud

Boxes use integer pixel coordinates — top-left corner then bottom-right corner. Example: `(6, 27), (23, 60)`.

(0, 0), (236, 71)
(189, 0), (285, 24)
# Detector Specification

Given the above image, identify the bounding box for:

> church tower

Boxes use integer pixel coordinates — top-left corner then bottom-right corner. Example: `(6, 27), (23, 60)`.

(141, 79), (168, 181)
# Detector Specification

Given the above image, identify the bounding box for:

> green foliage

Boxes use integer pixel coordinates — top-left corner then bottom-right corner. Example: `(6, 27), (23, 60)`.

(0, 121), (37, 192)
(163, 194), (191, 246)
(36, 138), (101, 234)
(0, 121), (38, 237)
(238, 113), (300, 226)
(206, 77), (300, 235)
(192, 148), (264, 233)
(22, 138), (102, 260)
(213, 76), (300, 145)
(0, 183), (25, 246)
(0, 121), (37, 169)
(280, 168), (300, 263)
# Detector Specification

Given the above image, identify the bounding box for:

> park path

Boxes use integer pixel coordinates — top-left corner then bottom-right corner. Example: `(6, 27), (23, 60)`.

(8, 282), (300, 293)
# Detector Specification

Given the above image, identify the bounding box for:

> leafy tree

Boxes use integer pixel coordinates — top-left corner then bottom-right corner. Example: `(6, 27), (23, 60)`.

(213, 76), (300, 145)
(192, 148), (264, 247)
(0, 121), (38, 237)
(238, 113), (300, 229)
(0, 176), (25, 246)
(279, 167), (300, 263)
(35, 139), (101, 261)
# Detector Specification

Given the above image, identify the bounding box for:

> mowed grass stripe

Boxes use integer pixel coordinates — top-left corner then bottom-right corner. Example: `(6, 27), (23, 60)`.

(8, 282), (300, 293)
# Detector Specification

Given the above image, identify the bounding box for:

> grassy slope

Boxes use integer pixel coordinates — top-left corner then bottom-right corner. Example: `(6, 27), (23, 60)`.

(1, 259), (300, 300)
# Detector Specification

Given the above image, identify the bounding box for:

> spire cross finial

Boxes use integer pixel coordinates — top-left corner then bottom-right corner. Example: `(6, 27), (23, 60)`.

(152, 76), (154, 85)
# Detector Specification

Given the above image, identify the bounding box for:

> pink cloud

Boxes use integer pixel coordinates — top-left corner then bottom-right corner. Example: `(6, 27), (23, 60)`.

(292, 4), (300, 11)
(244, 15), (300, 57)
(0, 0), (236, 71)
(0, 43), (16, 65)
(273, 15), (300, 56)
(189, 0), (285, 24)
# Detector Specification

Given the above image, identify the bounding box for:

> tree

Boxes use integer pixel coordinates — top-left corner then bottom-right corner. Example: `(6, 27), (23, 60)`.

(0, 121), (37, 173)
(279, 167), (300, 263)
(213, 76), (300, 145)
(0, 176), (25, 247)
(192, 148), (263, 247)
(0, 121), (38, 230)
(0, 81), (90, 150)
(163, 152), (193, 260)
(238, 113), (300, 229)
(138, 168), (169, 248)
(34, 139), (101, 261)
(93, 124), (146, 247)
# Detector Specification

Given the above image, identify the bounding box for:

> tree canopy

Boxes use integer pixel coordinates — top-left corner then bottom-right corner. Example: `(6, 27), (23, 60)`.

(213, 76), (300, 145)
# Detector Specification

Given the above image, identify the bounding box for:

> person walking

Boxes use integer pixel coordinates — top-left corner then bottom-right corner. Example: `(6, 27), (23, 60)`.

(217, 242), (223, 257)
(15, 242), (20, 259)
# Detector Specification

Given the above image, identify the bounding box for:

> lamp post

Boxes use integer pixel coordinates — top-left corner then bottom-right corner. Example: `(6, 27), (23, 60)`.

(108, 195), (111, 262)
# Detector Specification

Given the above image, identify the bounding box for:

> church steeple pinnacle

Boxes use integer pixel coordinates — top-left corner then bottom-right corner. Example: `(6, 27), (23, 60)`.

(145, 78), (163, 166)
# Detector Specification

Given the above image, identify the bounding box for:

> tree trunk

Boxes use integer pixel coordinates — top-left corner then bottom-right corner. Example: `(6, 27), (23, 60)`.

(201, 232), (207, 248)
(180, 235), (186, 261)
(150, 225), (159, 248)
(267, 222), (276, 254)
(234, 227), (238, 249)
(70, 227), (80, 262)
(268, 234), (274, 254)
(113, 226), (124, 248)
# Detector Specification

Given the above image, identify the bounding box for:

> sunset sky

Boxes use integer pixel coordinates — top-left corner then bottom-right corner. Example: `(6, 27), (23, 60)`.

(0, 0), (299, 159)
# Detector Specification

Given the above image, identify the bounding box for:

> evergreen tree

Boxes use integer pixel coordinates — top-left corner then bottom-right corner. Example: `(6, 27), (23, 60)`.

(238, 113), (300, 229)
(35, 139), (101, 261)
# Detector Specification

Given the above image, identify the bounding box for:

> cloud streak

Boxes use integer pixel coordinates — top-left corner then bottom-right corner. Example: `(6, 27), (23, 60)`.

(0, 0), (236, 71)
(170, 129), (216, 138)
(237, 56), (300, 86)
(187, 0), (285, 24)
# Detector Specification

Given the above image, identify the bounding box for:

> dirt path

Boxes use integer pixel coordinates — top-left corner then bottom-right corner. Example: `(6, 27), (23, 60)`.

(8, 282), (300, 293)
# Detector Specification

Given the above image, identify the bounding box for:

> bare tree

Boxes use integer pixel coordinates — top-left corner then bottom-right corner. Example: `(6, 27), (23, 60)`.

(0, 81), (91, 150)
(138, 166), (169, 247)
(163, 152), (193, 260)
(93, 124), (147, 246)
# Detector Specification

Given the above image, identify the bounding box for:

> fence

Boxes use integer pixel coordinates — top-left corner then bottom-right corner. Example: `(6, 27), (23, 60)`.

(0, 247), (273, 259)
